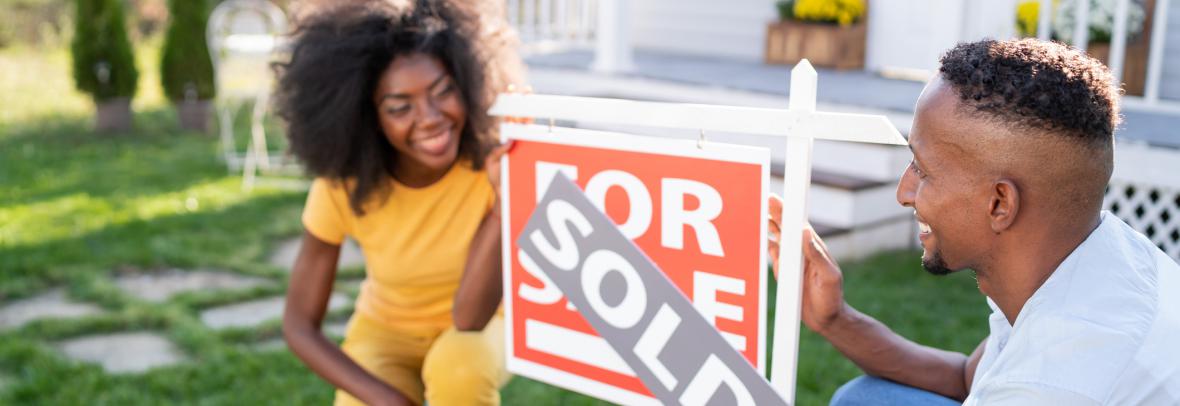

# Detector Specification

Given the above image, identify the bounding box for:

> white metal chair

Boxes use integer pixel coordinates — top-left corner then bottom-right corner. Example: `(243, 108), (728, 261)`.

(207, 0), (297, 190)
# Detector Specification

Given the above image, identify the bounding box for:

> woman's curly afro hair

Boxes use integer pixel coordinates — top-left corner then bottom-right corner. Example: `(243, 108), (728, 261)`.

(274, 0), (492, 214)
(938, 38), (1120, 147)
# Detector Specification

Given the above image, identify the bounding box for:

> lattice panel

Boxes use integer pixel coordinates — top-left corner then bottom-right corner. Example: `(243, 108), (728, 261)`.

(1104, 180), (1180, 261)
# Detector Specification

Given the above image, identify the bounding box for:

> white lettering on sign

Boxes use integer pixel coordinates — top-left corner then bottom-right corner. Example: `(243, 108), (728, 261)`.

(679, 355), (756, 406)
(693, 271), (748, 351)
(585, 170), (652, 239)
(521, 162), (749, 356)
(535, 161), (725, 256)
(535, 162), (579, 203)
(517, 250), (563, 305)
(661, 178), (725, 257)
(530, 200), (594, 271)
(633, 303), (681, 390)
(582, 249), (647, 329)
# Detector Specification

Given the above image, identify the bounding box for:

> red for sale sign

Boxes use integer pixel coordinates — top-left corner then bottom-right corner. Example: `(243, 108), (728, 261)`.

(500, 124), (770, 404)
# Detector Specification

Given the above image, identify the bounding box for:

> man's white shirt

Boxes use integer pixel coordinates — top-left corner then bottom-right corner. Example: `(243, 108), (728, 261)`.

(964, 212), (1180, 405)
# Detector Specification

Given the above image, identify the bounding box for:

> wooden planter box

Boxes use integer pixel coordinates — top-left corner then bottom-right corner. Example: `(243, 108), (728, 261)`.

(95, 97), (132, 133)
(765, 20), (867, 70)
(176, 99), (212, 133)
(1087, 41), (1149, 97)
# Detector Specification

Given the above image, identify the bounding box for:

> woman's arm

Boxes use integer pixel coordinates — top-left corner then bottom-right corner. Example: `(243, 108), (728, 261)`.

(451, 141), (515, 331)
(282, 231), (413, 406)
(452, 204), (504, 331)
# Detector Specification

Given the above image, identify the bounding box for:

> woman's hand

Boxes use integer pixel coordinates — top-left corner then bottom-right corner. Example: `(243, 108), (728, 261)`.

(767, 194), (849, 334)
(484, 140), (515, 198)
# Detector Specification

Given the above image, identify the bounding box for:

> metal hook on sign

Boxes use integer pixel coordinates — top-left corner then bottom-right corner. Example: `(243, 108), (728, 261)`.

(697, 129), (707, 149)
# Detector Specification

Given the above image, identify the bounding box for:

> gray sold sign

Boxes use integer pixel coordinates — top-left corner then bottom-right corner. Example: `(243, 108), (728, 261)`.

(517, 174), (787, 406)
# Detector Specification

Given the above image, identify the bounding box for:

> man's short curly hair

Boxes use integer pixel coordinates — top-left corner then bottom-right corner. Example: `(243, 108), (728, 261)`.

(938, 38), (1120, 147)
(274, 0), (492, 215)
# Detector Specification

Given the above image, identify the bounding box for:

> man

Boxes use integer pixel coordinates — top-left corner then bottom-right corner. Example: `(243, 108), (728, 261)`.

(768, 38), (1180, 405)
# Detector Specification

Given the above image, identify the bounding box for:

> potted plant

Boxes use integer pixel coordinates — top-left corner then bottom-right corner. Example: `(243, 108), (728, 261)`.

(1051, 0), (1147, 46)
(765, 0), (868, 69)
(71, 0), (139, 132)
(160, 0), (215, 132)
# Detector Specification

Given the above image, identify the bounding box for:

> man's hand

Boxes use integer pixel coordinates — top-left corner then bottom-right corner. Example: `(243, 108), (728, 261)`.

(767, 194), (849, 333)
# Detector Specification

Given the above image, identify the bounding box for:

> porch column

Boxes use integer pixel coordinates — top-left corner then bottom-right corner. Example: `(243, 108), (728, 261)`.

(591, 0), (634, 73)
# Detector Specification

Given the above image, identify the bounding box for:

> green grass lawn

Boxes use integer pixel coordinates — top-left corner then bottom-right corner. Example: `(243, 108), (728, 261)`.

(0, 44), (989, 405)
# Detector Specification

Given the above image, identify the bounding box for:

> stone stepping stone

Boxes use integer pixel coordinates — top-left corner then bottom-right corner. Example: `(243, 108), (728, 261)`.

(0, 289), (104, 331)
(113, 268), (270, 301)
(113, 268), (272, 303)
(55, 331), (185, 373)
(199, 293), (350, 330)
(269, 237), (364, 272)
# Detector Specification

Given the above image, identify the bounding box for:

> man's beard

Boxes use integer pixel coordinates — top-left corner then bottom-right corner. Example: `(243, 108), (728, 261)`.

(922, 250), (953, 275)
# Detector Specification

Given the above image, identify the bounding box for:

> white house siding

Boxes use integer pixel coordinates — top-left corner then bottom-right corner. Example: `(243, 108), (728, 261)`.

(629, 0), (778, 61)
(1160, 0), (1180, 100)
(866, 0), (1016, 73)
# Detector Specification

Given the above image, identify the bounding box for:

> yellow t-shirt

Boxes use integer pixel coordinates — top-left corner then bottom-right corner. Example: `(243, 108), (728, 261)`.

(302, 161), (495, 333)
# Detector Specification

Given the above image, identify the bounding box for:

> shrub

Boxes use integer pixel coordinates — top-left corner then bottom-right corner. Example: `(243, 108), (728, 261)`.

(70, 0), (138, 101)
(160, 0), (214, 101)
(776, 0), (796, 21)
(792, 0), (865, 26)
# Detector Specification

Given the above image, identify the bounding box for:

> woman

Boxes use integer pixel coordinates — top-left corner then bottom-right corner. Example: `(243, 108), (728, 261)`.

(274, 1), (519, 405)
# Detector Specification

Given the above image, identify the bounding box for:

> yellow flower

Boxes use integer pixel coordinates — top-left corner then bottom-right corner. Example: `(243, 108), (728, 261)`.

(1016, 0), (1041, 37)
(793, 0), (865, 26)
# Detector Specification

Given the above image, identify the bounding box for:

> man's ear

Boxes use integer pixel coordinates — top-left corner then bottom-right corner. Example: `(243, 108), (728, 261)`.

(990, 179), (1019, 233)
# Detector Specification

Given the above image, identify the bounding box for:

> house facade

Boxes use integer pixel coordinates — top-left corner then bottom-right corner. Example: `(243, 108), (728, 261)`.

(510, 0), (1180, 261)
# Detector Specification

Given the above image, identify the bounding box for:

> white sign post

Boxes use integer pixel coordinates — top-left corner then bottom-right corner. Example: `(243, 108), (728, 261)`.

(490, 60), (906, 404)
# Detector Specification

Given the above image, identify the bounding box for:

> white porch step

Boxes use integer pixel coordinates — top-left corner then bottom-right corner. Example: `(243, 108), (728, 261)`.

(812, 216), (916, 262)
(770, 164), (912, 230)
(774, 167), (917, 261)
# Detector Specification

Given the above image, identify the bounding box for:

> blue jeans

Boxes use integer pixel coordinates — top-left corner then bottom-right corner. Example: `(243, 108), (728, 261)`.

(830, 376), (961, 406)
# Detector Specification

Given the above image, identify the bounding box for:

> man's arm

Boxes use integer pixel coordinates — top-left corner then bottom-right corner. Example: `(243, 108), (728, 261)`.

(819, 306), (985, 400)
(768, 195), (984, 401)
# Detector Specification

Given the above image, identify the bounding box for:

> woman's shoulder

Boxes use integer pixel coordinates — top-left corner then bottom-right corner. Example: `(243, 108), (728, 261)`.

(308, 176), (365, 214)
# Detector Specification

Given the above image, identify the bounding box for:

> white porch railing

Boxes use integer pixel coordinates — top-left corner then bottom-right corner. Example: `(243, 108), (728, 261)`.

(507, 0), (598, 52)
(1037, 0), (1180, 113)
(1105, 142), (1180, 261)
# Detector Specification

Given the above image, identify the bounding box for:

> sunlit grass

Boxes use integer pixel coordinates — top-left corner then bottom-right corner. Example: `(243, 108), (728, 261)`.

(1, 178), (283, 248)
(0, 46), (91, 125)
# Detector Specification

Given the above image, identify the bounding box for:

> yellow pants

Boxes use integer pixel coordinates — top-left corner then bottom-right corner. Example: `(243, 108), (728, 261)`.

(333, 313), (508, 406)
